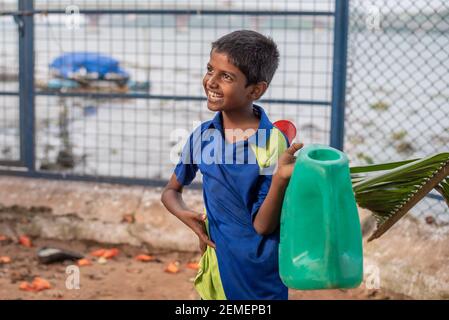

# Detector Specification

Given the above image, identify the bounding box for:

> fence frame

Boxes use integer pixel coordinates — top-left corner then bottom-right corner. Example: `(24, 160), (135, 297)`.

(0, 0), (348, 187)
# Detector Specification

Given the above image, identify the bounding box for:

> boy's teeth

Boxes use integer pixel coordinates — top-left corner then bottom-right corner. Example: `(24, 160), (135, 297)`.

(209, 92), (223, 98)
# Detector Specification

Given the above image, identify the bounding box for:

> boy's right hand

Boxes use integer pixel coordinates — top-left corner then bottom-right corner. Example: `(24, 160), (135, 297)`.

(275, 142), (304, 182)
(180, 210), (216, 250)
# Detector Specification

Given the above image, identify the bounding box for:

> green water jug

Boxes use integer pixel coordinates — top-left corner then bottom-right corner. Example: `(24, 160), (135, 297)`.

(279, 144), (363, 290)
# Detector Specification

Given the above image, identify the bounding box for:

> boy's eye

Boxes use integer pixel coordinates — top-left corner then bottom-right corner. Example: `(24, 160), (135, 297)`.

(207, 66), (213, 73)
(223, 74), (232, 81)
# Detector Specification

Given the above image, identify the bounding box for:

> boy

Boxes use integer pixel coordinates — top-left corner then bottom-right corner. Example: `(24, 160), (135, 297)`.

(161, 30), (303, 300)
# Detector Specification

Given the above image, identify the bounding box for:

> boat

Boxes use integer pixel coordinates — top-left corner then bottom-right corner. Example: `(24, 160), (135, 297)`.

(49, 52), (130, 87)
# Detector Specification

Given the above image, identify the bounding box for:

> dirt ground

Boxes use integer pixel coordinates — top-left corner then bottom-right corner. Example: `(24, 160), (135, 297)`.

(0, 237), (410, 300)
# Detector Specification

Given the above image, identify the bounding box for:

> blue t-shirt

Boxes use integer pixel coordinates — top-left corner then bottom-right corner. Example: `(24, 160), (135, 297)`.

(174, 104), (289, 300)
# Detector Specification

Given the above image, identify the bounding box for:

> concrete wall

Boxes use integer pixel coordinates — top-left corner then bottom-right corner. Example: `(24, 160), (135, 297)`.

(0, 176), (448, 299)
(0, 176), (202, 252)
(360, 210), (449, 299)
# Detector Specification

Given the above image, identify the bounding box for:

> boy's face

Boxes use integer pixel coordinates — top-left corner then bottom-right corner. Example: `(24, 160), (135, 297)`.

(203, 50), (255, 113)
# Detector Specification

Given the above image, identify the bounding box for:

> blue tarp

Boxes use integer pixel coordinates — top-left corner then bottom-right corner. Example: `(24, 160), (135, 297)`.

(49, 52), (129, 82)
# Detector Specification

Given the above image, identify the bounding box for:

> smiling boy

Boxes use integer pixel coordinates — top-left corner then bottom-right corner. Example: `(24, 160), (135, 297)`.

(161, 30), (303, 300)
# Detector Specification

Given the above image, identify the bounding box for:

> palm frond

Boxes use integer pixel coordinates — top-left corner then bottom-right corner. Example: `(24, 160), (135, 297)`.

(349, 153), (449, 241)
(435, 177), (449, 207)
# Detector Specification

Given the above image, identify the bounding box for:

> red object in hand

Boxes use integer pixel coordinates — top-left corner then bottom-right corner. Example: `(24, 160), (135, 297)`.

(273, 120), (297, 145)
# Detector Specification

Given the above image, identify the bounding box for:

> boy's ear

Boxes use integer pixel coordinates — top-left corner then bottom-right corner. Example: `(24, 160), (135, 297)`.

(249, 81), (268, 100)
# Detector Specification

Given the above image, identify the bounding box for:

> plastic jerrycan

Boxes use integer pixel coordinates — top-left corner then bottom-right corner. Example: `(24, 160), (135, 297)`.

(279, 144), (363, 290)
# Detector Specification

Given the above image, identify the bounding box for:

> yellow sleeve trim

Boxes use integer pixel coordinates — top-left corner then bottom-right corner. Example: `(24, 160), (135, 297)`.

(249, 127), (288, 170)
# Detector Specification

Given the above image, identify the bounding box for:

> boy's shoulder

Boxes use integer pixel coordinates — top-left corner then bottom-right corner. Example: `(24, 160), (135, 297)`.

(200, 119), (215, 132)
(185, 120), (215, 140)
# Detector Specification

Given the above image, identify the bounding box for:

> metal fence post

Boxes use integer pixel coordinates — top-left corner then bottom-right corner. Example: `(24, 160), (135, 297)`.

(330, 0), (349, 151)
(18, 0), (35, 171)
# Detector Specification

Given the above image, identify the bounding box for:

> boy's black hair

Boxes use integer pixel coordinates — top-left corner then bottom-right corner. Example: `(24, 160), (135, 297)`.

(211, 30), (280, 87)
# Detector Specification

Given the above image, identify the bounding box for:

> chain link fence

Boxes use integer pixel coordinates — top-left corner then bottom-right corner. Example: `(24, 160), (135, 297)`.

(0, 0), (19, 163)
(0, 0), (336, 185)
(345, 0), (449, 225)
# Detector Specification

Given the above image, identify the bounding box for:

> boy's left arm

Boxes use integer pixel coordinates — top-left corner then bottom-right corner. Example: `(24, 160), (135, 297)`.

(253, 142), (303, 235)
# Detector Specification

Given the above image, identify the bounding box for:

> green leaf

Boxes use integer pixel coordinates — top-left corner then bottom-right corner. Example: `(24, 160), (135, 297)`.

(349, 153), (449, 241)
